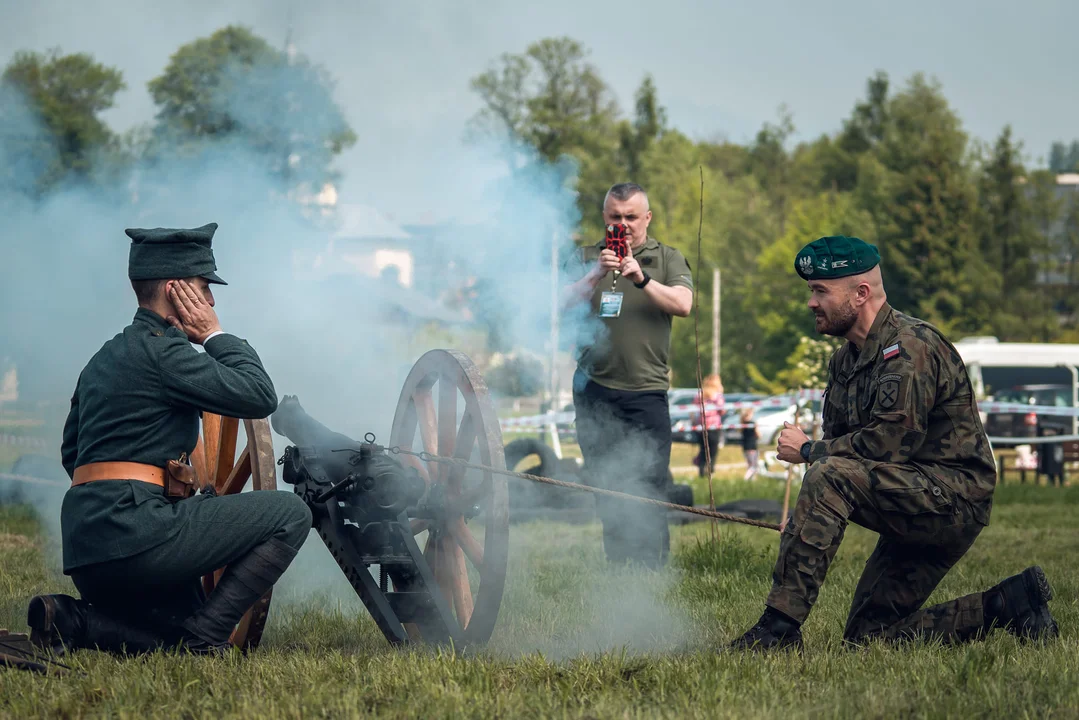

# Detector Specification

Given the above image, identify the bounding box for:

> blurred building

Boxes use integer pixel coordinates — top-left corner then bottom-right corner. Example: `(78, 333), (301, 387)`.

(292, 185), (472, 328)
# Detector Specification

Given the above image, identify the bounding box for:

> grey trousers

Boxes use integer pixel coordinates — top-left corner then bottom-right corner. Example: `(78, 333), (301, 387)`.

(70, 490), (311, 632)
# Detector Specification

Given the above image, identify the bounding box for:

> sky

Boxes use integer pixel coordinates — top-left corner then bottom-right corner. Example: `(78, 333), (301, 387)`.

(1, 0), (1075, 224)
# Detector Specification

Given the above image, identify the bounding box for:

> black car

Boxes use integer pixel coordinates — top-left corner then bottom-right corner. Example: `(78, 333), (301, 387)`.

(984, 384), (1074, 438)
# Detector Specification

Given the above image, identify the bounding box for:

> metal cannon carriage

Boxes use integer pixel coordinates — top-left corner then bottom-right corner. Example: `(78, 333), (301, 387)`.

(193, 349), (513, 651)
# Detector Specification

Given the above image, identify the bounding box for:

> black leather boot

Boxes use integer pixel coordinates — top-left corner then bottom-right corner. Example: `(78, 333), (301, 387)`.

(27, 594), (168, 656)
(180, 537), (298, 652)
(27, 594), (86, 654)
(730, 606), (804, 652)
(982, 566), (1059, 640)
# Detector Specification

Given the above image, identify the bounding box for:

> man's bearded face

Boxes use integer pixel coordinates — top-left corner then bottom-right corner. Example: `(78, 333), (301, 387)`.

(807, 280), (858, 337)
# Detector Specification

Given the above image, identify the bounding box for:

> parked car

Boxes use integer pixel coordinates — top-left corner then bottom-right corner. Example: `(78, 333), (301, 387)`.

(668, 388), (701, 414)
(984, 384), (1073, 438)
(750, 398), (822, 447)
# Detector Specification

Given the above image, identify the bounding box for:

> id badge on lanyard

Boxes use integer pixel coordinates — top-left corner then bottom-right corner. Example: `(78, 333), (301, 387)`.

(599, 291), (623, 318)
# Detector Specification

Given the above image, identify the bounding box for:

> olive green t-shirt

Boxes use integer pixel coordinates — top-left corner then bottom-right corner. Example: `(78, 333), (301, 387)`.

(564, 236), (694, 392)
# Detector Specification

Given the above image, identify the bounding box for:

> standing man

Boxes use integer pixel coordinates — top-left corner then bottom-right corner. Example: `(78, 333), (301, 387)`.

(27, 223), (312, 656)
(561, 183), (694, 568)
(732, 235), (1058, 651)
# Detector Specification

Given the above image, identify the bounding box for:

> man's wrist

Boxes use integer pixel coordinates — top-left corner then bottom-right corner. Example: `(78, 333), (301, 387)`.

(633, 272), (651, 289)
(800, 440), (812, 463)
(204, 329), (226, 343)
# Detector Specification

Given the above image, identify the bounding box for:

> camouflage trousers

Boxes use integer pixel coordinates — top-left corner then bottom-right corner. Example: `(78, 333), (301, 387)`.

(767, 456), (991, 644)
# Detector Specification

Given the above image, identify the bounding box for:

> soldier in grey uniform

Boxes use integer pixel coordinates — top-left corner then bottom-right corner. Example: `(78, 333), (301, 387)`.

(27, 223), (311, 656)
(732, 235), (1059, 651)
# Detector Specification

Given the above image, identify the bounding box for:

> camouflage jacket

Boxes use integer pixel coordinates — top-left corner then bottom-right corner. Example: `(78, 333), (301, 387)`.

(805, 303), (997, 521)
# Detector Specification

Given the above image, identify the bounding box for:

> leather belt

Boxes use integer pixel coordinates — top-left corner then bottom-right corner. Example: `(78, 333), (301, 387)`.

(72, 462), (165, 488)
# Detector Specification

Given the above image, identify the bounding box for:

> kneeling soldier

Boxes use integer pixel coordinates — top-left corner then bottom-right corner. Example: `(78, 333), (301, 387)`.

(28, 223), (311, 655)
(732, 236), (1058, 651)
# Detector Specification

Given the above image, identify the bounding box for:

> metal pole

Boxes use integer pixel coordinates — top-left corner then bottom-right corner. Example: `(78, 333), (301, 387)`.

(550, 230), (560, 403)
(712, 267), (720, 378)
(549, 230), (562, 459)
(1070, 365), (1078, 436)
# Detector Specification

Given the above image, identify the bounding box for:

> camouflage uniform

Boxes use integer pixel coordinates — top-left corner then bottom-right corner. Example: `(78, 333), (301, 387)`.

(767, 302), (999, 644)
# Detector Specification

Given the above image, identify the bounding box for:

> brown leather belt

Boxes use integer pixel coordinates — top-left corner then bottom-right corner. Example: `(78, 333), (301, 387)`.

(72, 462), (165, 488)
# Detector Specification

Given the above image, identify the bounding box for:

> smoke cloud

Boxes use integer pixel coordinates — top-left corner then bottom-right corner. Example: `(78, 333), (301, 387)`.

(0, 17), (684, 658)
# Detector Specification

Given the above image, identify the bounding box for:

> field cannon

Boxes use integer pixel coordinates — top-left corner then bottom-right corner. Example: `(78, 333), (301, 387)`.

(191, 349), (510, 651)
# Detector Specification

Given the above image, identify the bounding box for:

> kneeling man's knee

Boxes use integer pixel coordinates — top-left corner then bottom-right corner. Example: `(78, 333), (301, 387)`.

(272, 492), (312, 549)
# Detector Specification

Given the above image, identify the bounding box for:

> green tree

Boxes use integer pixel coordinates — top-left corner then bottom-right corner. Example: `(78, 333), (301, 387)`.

(0, 48), (125, 193)
(467, 36), (622, 229)
(858, 73), (988, 335)
(1048, 141), (1079, 173)
(749, 335), (843, 394)
(808, 71), (890, 194)
(698, 136), (752, 182)
(485, 353), (546, 397)
(617, 74), (666, 180)
(746, 106), (796, 232)
(1060, 196), (1079, 327)
(146, 25), (356, 189)
(1035, 173), (1079, 329)
(656, 167), (778, 391)
(975, 127), (1054, 340)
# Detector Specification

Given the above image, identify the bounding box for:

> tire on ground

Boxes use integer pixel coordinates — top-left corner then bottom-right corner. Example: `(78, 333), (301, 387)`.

(504, 438), (566, 509)
(667, 483), (694, 507)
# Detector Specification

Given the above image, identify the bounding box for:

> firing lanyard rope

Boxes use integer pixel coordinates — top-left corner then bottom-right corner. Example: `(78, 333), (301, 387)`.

(382, 445), (781, 532)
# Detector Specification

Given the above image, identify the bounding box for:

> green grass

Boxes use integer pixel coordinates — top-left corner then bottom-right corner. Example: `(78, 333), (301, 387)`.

(2, 480), (1078, 718)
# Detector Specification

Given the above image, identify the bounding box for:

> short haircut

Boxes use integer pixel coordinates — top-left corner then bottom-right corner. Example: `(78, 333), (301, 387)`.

(603, 182), (648, 209)
(131, 278), (168, 306)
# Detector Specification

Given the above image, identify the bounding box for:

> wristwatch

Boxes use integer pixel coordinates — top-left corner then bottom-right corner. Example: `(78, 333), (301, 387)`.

(800, 441), (812, 463)
(634, 272), (651, 289)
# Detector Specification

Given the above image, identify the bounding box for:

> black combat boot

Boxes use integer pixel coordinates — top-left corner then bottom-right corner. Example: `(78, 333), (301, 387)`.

(982, 566), (1059, 640)
(27, 594), (168, 656)
(178, 538), (298, 654)
(730, 606), (804, 652)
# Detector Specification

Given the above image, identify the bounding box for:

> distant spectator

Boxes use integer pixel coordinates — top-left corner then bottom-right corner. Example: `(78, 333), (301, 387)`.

(693, 374), (724, 477)
(741, 407), (759, 480)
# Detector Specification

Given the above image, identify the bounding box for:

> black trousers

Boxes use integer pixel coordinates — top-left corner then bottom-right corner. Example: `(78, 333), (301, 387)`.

(572, 371), (671, 568)
(696, 429), (721, 476)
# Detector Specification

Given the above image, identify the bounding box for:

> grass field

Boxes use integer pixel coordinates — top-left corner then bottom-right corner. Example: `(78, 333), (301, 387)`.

(1, 471), (1078, 718)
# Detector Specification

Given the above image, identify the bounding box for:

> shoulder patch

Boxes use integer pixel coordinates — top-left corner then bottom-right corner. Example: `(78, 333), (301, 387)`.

(878, 376), (900, 409)
(882, 343), (900, 360)
(878, 373), (902, 383)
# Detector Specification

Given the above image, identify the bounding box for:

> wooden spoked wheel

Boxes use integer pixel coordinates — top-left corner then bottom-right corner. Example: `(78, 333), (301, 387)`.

(389, 349), (509, 646)
(191, 414), (278, 650)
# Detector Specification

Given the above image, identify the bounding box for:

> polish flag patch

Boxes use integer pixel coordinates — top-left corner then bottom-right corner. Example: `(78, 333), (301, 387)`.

(882, 343), (900, 360)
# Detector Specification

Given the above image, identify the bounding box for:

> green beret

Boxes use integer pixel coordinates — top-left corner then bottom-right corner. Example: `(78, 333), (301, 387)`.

(794, 235), (879, 281)
(125, 223), (227, 285)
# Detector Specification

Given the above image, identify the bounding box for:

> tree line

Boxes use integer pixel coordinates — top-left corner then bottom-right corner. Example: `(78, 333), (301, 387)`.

(467, 38), (1079, 391)
(3, 29), (1079, 393)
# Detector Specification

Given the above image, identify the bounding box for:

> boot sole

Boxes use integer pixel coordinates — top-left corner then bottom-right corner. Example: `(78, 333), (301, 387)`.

(1025, 566), (1053, 605)
(1019, 566), (1058, 640)
(26, 596), (58, 651)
